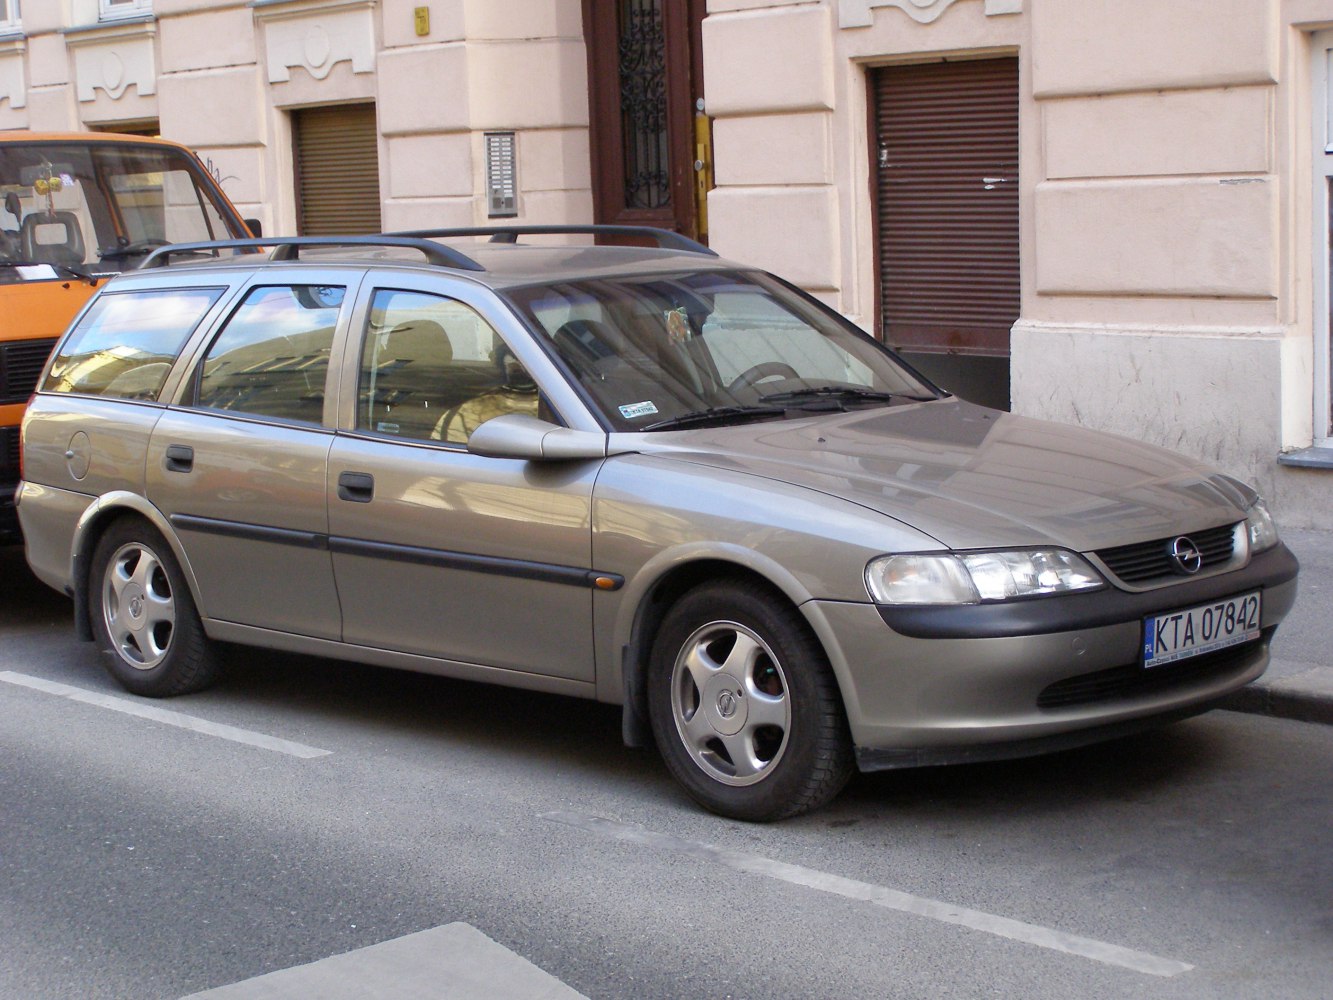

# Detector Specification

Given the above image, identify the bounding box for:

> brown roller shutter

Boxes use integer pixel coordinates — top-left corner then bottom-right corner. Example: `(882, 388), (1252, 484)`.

(873, 59), (1019, 356)
(293, 104), (382, 235)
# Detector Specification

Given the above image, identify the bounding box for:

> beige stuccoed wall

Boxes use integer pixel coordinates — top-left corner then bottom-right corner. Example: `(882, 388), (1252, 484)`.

(2, 0), (593, 236)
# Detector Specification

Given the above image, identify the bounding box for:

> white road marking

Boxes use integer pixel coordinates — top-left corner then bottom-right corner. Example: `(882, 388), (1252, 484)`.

(543, 811), (1195, 978)
(180, 922), (586, 999)
(0, 671), (331, 759)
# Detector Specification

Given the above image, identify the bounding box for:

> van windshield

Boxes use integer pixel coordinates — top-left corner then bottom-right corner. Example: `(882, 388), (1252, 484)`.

(0, 140), (244, 279)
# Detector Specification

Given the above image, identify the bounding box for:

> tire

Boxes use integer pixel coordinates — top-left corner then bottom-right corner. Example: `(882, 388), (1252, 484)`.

(89, 518), (218, 697)
(647, 580), (854, 821)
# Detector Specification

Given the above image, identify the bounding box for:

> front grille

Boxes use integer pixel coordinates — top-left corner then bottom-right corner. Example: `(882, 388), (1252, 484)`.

(1036, 628), (1271, 709)
(0, 425), (18, 480)
(1, 338), (57, 404)
(1095, 523), (1236, 585)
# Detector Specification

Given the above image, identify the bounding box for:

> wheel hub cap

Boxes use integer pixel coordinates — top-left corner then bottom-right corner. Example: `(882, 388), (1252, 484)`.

(124, 585), (147, 630)
(703, 675), (747, 736)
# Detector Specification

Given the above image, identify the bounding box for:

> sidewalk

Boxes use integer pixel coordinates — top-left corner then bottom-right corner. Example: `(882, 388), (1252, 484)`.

(1221, 525), (1333, 725)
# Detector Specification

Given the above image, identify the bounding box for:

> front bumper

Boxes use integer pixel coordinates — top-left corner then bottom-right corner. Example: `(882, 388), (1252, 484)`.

(808, 542), (1298, 769)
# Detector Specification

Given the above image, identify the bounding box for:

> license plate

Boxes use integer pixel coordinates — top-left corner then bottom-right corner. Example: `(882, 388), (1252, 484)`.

(1143, 591), (1261, 668)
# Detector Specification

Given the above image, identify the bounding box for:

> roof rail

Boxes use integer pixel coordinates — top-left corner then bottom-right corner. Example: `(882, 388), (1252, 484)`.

(139, 236), (486, 271)
(387, 225), (718, 257)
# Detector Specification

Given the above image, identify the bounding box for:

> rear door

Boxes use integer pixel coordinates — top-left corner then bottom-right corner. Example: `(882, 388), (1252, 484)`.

(326, 276), (601, 682)
(146, 269), (360, 639)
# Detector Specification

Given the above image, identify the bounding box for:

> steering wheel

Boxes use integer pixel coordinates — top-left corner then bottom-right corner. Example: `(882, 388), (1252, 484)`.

(726, 362), (800, 394)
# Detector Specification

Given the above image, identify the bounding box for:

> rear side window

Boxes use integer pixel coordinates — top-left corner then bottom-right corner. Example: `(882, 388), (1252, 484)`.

(195, 284), (344, 425)
(43, 287), (224, 400)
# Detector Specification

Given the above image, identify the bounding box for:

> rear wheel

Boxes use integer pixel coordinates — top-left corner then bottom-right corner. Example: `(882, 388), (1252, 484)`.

(90, 518), (218, 697)
(648, 580), (854, 821)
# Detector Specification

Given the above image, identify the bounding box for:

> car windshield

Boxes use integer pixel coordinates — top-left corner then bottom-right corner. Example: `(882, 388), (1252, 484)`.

(0, 140), (243, 280)
(504, 268), (939, 431)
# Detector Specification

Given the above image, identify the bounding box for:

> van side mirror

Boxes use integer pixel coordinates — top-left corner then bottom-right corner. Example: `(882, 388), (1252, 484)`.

(244, 218), (263, 238)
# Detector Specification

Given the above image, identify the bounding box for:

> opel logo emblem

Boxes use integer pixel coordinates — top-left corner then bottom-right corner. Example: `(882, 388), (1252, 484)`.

(716, 690), (738, 719)
(1168, 536), (1203, 575)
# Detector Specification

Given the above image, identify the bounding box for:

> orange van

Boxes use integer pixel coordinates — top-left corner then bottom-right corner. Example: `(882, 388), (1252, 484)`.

(1, 131), (252, 541)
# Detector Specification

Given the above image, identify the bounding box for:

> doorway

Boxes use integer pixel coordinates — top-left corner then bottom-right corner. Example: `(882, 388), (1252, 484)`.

(583, 0), (707, 242)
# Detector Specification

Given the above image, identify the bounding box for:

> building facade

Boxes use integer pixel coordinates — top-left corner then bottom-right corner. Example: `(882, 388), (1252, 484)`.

(1, 0), (1330, 526)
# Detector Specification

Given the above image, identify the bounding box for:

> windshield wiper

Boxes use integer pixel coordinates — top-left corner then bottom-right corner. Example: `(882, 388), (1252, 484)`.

(0, 256), (97, 284)
(759, 386), (935, 408)
(97, 239), (169, 260)
(642, 405), (787, 432)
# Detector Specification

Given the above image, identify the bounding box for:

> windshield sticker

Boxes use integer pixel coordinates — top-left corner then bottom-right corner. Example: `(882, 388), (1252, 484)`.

(618, 400), (659, 420)
(665, 307), (693, 343)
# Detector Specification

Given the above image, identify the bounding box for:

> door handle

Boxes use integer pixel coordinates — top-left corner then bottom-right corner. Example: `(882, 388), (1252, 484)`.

(337, 471), (374, 503)
(164, 445), (194, 473)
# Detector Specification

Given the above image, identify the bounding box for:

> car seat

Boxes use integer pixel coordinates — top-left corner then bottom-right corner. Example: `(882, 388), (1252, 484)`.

(20, 212), (86, 266)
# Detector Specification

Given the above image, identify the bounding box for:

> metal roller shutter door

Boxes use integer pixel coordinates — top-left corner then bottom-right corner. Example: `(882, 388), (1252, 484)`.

(873, 58), (1019, 356)
(294, 104), (382, 235)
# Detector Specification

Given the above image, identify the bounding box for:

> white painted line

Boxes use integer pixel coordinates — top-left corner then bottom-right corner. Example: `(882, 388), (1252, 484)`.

(180, 922), (587, 999)
(0, 671), (331, 760)
(543, 811), (1194, 979)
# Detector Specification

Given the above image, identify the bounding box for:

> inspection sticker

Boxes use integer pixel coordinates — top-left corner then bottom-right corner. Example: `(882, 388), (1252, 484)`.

(618, 400), (659, 420)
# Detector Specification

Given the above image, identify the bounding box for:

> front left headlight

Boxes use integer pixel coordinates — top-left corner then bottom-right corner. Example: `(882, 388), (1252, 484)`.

(1244, 497), (1279, 553)
(866, 549), (1104, 605)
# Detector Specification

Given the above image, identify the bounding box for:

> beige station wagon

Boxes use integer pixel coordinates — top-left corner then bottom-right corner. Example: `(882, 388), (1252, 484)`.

(18, 228), (1300, 821)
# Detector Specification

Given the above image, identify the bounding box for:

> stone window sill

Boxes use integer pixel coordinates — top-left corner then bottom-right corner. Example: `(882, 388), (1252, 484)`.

(1278, 447), (1333, 470)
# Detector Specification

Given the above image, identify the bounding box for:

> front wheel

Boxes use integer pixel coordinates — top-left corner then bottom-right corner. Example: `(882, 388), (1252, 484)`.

(90, 518), (218, 697)
(648, 581), (854, 821)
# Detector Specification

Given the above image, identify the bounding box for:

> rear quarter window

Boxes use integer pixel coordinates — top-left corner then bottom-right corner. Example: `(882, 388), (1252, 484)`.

(43, 287), (225, 400)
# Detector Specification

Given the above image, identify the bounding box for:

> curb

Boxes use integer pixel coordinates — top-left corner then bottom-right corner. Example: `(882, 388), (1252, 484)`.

(1220, 667), (1333, 726)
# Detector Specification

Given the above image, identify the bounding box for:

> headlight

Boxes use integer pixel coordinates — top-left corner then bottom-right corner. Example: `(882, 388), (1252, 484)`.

(865, 550), (1104, 605)
(1244, 497), (1279, 553)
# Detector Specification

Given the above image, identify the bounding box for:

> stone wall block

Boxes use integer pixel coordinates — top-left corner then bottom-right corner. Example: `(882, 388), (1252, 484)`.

(386, 132), (473, 199)
(703, 6), (835, 116)
(466, 39), (589, 130)
(713, 112), (831, 186)
(1033, 0), (1277, 96)
(160, 7), (256, 73)
(708, 186), (839, 289)
(377, 45), (469, 134)
(1034, 178), (1277, 298)
(158, 66), (264, 147)
(1044, 88), (1272, 180)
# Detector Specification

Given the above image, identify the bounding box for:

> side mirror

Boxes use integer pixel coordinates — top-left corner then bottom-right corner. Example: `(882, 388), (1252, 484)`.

(467, 414), (608, 461)
(243, 218), (263, 238)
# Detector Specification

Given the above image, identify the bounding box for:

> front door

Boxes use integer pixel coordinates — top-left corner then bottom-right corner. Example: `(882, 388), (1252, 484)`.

(326, 281), (600, 681)
(584, 0), (707, 241)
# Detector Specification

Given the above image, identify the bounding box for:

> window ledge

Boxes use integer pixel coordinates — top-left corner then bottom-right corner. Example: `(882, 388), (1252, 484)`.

(1277, 447), (1333, 470)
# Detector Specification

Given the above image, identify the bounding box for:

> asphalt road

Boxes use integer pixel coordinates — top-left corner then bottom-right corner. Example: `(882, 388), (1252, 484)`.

(1, 545), (1329, 1000)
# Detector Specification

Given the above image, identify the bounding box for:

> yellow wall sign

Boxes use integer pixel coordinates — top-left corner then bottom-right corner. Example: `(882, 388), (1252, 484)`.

(414, 7), (430, 36)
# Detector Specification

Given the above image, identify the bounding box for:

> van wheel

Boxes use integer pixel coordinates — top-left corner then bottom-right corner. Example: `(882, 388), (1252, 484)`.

(648, 580), (853, 822)
(90, 518), (218, 697)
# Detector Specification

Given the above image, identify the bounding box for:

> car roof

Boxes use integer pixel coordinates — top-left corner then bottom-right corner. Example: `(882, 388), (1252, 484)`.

(129, 229), (752, 290)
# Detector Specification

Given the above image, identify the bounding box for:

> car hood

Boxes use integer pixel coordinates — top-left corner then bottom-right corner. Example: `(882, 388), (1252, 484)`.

(630, 400), (1245, 552)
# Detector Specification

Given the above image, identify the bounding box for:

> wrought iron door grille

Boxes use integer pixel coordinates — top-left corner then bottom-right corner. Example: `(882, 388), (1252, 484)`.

(618, 0), (670, 210)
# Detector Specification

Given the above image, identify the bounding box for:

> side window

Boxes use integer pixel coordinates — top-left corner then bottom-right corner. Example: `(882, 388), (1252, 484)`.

(357, 288), (540, 444)
(195, 284), (343, 425)
(44, 287), (224, 400)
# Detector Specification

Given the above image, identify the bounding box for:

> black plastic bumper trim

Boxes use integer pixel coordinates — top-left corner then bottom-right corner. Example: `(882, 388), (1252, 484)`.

(875, 543), (1299, 639)
(169, 512), (622, 591)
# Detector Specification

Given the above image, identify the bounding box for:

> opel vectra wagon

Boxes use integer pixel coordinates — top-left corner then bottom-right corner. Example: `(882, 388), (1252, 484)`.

(18, 228), (1300, 821)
